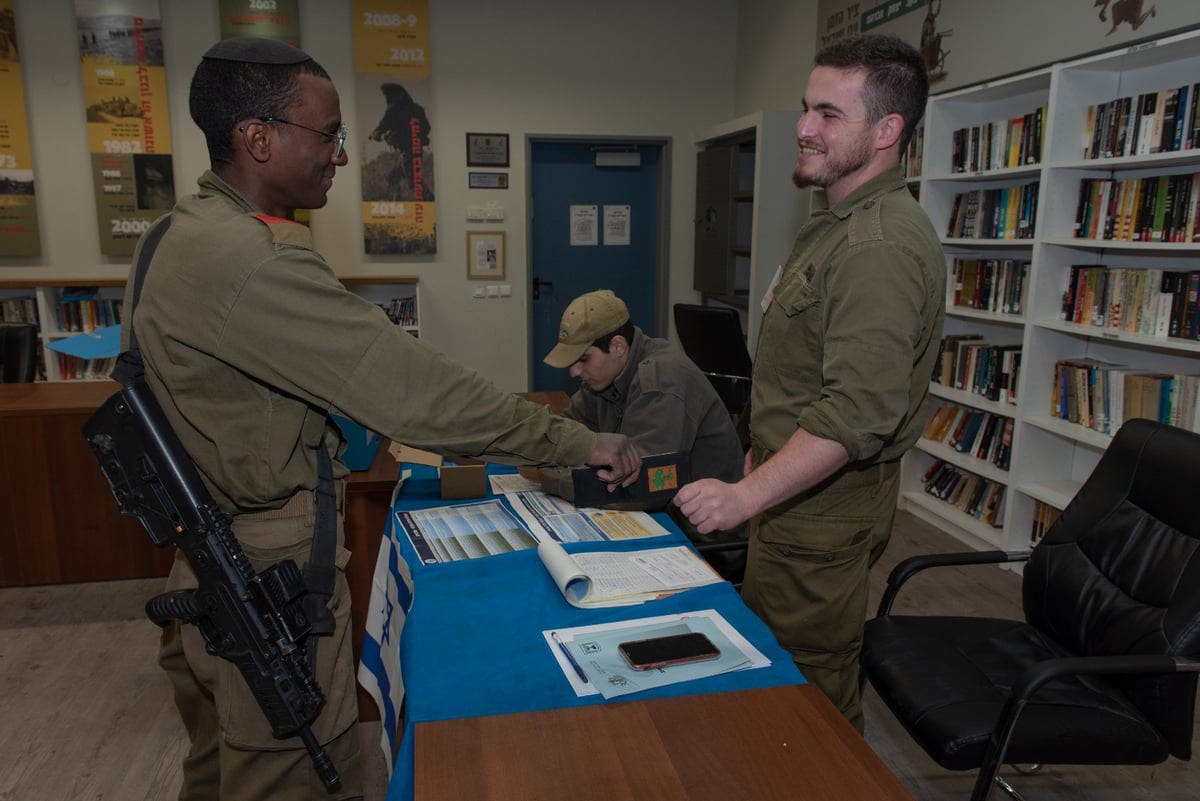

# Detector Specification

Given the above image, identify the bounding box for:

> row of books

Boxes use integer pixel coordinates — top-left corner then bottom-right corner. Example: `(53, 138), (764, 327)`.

(903, 124), (923, 180)
(1082, 82), (1200, 160)
(921, 403), (1014, 471)
(1061, 266), (1200, 341)
(932, 334), (1022, 405)
(1072, 173), (1200, 243)
(950, 258), (1028, 316)
(1050, 359), (1200, 435)
(950, 105), (1046, 173)
(1, 295), (38, 325)
(1029, 500), (1063, 548)
(54, 291), (122, 334)
(378, 297), (418, 327)
(946, 181), (1039, 240)
(921, 459), (1006, 528)
(56, 354), (115, 381)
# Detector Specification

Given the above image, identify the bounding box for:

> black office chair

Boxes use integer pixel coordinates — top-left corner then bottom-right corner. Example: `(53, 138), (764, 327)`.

(0, 321), (38, 382)
(861, 418), (1200, 801)
(672, 303), (753, 419)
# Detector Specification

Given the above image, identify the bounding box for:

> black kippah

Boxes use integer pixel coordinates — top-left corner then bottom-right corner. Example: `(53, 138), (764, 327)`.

(201, 36), (311, 65)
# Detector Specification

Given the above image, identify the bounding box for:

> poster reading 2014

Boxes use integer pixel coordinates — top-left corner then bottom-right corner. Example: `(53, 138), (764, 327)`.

(353, 0), (436, 255)
(0, 0), (40, 257)
(75, 0), (174, 257)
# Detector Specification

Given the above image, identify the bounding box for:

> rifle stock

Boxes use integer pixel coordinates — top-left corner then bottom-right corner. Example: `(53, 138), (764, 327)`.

(83, 381), (341, 792)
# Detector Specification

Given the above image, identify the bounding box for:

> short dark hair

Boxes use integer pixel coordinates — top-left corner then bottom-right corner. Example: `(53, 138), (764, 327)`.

(593, 319), (635, 354)
(815, 34), (928, 152)
(189, 57), (331, 163)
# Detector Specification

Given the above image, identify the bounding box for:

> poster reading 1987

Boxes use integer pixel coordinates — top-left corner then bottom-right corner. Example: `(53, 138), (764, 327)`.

(75, 0), (174, 257)
(0, 0), (40, 257)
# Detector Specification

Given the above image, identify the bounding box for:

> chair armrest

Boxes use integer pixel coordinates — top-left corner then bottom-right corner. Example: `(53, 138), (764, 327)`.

(1012, 654), (1200, 703)
(971, 654), (1200, 801)
(876, 549), (1032, 617)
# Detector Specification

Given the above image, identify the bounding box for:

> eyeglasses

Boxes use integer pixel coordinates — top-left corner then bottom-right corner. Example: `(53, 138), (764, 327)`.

(263, 116), (348, 159)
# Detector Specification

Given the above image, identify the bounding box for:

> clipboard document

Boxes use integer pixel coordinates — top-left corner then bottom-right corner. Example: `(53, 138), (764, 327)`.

(537, 541), (722, 608)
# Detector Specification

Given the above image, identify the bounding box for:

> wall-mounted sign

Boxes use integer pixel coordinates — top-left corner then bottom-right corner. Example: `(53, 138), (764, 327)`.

(466, 132), (509, 167)
(468, 171), (508, 189)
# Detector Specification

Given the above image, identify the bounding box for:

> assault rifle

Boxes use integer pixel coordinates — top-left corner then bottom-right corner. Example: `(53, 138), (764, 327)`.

(82, 381), (341, 792)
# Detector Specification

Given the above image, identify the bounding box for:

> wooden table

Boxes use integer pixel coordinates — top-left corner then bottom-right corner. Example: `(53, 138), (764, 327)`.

(0, 379), (419, 591)
(1, 381), (568, 720)
(413, 684), (915, 801)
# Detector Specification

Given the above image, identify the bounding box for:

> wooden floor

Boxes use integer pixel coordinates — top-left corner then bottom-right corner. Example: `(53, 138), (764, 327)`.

(1, 510), (1196, 800)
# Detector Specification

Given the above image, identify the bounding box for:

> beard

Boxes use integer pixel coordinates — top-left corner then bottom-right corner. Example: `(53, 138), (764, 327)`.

(792, 134), (874, 190)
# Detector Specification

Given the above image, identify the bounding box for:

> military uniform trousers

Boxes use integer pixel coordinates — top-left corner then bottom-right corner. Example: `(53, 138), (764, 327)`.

(158, 481), (364, 800)
(741, 453), (900, 732)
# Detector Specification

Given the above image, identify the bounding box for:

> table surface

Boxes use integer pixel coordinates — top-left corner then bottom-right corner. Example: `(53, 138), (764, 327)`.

(382, 464), (808, 801)
(414, 684), (916, 801)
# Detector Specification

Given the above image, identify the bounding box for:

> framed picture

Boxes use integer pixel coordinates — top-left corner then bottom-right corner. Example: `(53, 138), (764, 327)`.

(468, 171), (509, 189)
(466, 132), (509, 167)
(466, 230), (506, 280)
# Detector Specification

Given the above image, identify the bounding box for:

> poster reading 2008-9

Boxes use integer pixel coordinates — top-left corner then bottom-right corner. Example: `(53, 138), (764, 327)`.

(353, 0), (436, 255)
(0, 0), (40, 257)
(75, 0), (174, 257)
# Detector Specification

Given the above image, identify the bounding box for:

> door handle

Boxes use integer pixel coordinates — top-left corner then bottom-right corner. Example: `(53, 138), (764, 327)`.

(533, 278), (553, 300)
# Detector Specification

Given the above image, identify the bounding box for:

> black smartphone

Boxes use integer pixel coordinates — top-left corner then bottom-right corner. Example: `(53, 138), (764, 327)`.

(618, 631), (720, 670)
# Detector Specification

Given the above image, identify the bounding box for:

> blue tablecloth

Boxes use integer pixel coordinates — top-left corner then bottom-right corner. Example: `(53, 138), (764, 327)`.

(381, 465), (804, 801)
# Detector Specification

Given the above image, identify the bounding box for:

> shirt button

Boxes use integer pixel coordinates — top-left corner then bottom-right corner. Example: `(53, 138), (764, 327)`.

(863, 200), (874, 209)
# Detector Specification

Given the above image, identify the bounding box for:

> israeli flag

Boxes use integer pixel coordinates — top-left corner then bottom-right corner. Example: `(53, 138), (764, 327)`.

(356, 484), (414, 773)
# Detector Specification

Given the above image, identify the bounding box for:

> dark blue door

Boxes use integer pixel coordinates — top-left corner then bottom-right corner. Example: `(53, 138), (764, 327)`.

(529, 140), (663, 394)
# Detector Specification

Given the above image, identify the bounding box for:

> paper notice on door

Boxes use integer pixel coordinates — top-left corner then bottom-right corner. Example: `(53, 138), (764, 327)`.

(570, 204), (598, 246)
(603, 205), (630, 245)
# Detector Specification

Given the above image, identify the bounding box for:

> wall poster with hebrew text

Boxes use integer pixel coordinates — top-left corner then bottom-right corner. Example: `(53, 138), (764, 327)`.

(0, 0), (40, 257)
(353, 0), (436, 255)
(75, 0), (175, 257)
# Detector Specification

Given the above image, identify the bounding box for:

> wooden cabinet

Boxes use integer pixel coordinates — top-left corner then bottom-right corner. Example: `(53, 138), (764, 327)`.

(0, 381), (171, 585)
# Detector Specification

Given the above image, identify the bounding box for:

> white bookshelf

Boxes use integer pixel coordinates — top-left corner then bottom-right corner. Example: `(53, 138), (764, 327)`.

(901, 27), (1200, 554)
(341, 276), (421, 338)
(0, 277), (420, 381)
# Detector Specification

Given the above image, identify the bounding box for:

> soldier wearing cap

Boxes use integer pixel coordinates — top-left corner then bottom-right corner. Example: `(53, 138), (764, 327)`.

(542, 290), (746, 576)
(125, 38), (640, 799)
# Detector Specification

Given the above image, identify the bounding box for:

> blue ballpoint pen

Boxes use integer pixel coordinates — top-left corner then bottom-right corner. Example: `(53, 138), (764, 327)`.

(551, 631), (589, 683)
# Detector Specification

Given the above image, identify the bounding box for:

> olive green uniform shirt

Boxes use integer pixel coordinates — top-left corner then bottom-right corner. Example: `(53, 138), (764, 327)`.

(124, 170), (596, 512)
(551, 327), (744, 490)
(751, 165), (946, 465)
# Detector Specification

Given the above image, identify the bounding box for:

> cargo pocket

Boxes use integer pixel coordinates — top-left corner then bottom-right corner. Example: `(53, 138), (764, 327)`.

(216, 515), (359, 750)
(744, 507), (873, 661)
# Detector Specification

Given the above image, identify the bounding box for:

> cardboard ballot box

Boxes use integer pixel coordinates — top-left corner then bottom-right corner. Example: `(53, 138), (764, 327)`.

(331, 414), (382, 471)
(392, 444), (487, 499)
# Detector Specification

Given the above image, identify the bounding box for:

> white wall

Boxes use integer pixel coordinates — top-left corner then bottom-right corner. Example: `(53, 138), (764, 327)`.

(5, 0), (739, 391)
(733, 0), (819, 117)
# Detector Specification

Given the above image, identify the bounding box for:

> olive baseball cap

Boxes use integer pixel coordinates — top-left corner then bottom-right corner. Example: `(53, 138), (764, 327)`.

(543, 290), (630, 368)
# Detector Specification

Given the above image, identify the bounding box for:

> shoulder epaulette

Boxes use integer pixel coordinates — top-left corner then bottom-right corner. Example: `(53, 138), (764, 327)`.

(250, 212), (314, 249)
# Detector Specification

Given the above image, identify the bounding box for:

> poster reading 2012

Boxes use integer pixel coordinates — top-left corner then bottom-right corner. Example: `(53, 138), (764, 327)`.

(0, 0), (40, 257)
(75, 0), (174, 257)
(353, 0), (436, 255)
